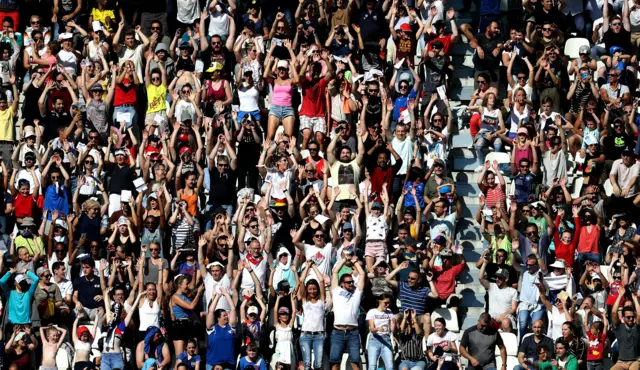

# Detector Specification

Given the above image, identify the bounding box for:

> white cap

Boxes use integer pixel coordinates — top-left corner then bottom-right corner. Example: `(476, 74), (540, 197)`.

(549, 260), (566, 269)
(276, 60), (288, 69)
(247, 306), (259, 315)
(14, 274), (26, 284)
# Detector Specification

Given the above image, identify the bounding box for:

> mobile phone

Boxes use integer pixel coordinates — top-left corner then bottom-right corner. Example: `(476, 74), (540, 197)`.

(80, 233), (87, 239)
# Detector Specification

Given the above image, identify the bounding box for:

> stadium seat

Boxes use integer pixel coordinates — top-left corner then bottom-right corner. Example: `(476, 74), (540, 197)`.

(493, 332), (519, 370)
(431, 308), (460, 333)
(564, 38), (590, 59)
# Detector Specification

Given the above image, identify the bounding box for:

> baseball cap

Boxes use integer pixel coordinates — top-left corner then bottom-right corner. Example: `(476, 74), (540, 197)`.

(118, 216), (128, 226)
(276, 60), (289, 69)
(14, 274), (26, 283)
(21, 217), (36, 227)
(180, 146), (192, 156)
(277, 280), (291, 292)
(433, 235), (446, 245)
(591, 272), (601, 281)
(247, 306), (259, 315)
(114, 148), (127, 156)
(342, 222), (353, 231)
(90, 84), (104, 92)
(579, 45), (589, 55)
(549, 260), (566, 269)
(371, 202), (384, 210)
(495, 268), (510, 279)
(400, 23), (412, 32)
(205, 62), (223, 73)
(517, 127), (528, 136)
(433, 19), (447, 28)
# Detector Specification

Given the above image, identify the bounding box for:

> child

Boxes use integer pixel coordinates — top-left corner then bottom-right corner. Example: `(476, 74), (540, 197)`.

(9, 168), (39, 223)
(240, 291), (267, 347)
(176, 338), (201, 370)
(363, 183), (391, 277)
(238, 342), (267, 370)
(584, 314), (608, 370)
(39, 324), (68, 370)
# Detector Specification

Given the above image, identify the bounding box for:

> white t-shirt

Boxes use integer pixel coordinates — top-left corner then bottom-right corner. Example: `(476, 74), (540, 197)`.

(366, 214), (388, 241)
(332, 287), (362, 327)
(301, 299), (327, 332)
(239, 251), (268, 290)
(303, 243), (333, 277)
(204, 273), (231, 312)
(425, 330), (458, 350)
(487, 283), (518, 320)
(429, 212), (457, 240)
(365, 308), (395, 334)
(49, 254), (70, 280)
(117, 44), (144, 81)
(53, 277), (73, 299)
(15, 167), (42, 194)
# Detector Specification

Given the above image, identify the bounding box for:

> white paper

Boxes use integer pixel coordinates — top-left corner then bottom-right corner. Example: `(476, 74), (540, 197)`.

(300, 149), (310, 159)
(574, 152), (585, 164)
(312, 182), (321, 193)
(92, 21), (102, 32)
(116, 112), (131, 124)
(575, 293), (583, 301)
(401, 109), (410, 123)
(482, 209), (493, 216)
(133, 178), (147, 192)
(76, 142), (86, 152)
(231, 105), (239, 112)
(436, 85), (447, 100)
(314, 214), (330, 224)
(120, 190), (132, 202)
(394, 58), (405, 69)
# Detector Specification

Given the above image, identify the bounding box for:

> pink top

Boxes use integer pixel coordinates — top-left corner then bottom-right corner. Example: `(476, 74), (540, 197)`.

(272, 84), (293, 107)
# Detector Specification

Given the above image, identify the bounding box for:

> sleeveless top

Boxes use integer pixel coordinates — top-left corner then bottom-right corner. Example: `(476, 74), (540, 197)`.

(179, 189), (198, 216)
(208, 80), (227, 102)
(300, 299), (326, 332)
(514, 144), (534, 166)
(272, 84), (293, 107)
(86, 99), (108, 136)
(172, 293), (191, 320)
(481, 107), (500, 131)
(139, 298), (161, 331)
(14, 194), (34, 218)
(176, 56), (195, 73)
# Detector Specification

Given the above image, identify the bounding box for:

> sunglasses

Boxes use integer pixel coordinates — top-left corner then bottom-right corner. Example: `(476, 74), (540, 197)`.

(522, 209), (531, 213)
(612, 22), (622, 26)
(368, 89), (379, 93)
(249, 224), (259, 228)
(399, 85), (408, 89)
(55, 249), (65, 253)
(31, 21), (40, 24)
(314, 234), (324, 238)
(477, 80), (487, 84)
(542, 27), (552, 31)
(520, 165), (530, 168)
(218, 163), (229, 168)
(182, 90), (191, 94)
(149, 248), (160, 252)
(151, 77), (161, 81)
(343, 280), (354, 285)
(211, 41), (222, 45)
(609, 73), (619, 77)
(432, 118), (442, 122)
(517, 76), (526, 80)
(308, 147), (318, 151)
(85, 160), (94, 164)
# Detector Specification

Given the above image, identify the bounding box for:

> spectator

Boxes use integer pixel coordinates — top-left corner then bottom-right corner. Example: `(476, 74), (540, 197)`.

(459, 313), (507, 370)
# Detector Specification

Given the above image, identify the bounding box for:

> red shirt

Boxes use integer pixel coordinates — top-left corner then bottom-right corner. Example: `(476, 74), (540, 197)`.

(586, 331), (606, 361)
(299, 78), (328, 118)
(606, 280), (622, 306)
(428, 34), (454, 55)
(14, 193), (35, 218)
(433, 263), (465, 299)
(114, 81), (137, 107)
(305, 157), (326, 178)
(553, 216), (581, 267)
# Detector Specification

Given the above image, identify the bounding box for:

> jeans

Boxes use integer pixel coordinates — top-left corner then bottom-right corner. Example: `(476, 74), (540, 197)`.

(101, 352), (124, 370)
(399, 360), (427, 370)
(367, 334), (393, 370)
(329, 329), (361, 364)
(518, 308), (545, 343)
(577, 252), (601, 268)
(475, 136), (503, 164)
(113, 105), (137, 128)
(300, 332), (326, 370)
(587, 360), (604, 370)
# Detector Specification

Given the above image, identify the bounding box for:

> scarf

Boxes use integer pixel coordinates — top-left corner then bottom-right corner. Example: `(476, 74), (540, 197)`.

(144, 326), (165, 364)
(105, 303), (124, 349)
(246, 253), (263, 265)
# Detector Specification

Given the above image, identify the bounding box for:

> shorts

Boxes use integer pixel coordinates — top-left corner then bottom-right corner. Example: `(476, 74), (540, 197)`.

(300, 116), (327, 134)
(238, 110), (260, 123)
(172, 319), (196, 341)
(145, 111), (169, 132)
(101, 352), (124, 370)
(40, 367), (58, 370)
(269, 104), (294, 120)
(329, 328), (360, 364)
(365, 240), (387, 259)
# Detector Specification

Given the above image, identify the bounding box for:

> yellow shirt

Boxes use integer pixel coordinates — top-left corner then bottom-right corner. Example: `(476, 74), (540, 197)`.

(91, 8), (116, 32)
(146, 84), (167, 113)
(0, 108), (14, 142)
(15, 236), (44, 256)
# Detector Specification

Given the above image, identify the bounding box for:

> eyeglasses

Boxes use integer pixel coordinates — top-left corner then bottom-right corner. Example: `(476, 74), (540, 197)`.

(149, 248), (160, 252)
(85, 160), (94, 164)
(626, 316), (636, 319)
(408, 276), (417, 281)
(368, 89), (379, 93)
(151, 77), (161, 81)
(31, 21), (40, 25)
(308, 147), (318, 152)
(609, 73), (619, 77)
(526, 231), (537, 236)
(432, 118), (442, 122)
(42, 274), (51, 278)
(145, 222), (155, 226)
(249, 224), (259, 229)
(314, 234), (324, 238)
(55, 249), (65, 253)
(218, 163), (229, 168)
(612, 22), (622, 26)
(305, 169), (315, 173)
(542, 27), (552, 31)
(211, 41), (221, 45)
(522, 209), (531, 213)
(477, 80), (487, 84)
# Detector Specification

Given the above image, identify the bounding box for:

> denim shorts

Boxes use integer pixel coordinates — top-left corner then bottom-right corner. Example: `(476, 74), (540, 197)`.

(329, 328), (361, 364)
(101, 352), (124, 370)
(269, 104), (294, 120)
(238, 110), (261, 123)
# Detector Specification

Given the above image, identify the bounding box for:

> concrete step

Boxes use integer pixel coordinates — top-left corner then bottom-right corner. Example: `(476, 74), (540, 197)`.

(452, 55), (475, 69)
(449, 43), (474, 57)
(450, 86), (474, 102)
(460, 288), (486, 308)
(453, 156), (482, 172)
(451, 132), (474, 148)
(450, 147), (476, 159)
(455, 218), (482, 240)
(461, 202), (480, 219)
(462, 195), (480, 205)
(456, 182), (481, 197)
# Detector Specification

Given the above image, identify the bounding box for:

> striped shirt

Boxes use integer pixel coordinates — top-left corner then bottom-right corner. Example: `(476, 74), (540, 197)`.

(398, 282), (430, 315)
(398, 332), (425, 361)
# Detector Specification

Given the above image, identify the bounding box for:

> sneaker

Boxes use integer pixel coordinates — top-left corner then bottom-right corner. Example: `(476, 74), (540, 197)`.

(474, 165), (484, 173)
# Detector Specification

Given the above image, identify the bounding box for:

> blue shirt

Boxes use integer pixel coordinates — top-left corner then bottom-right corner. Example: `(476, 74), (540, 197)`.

(207, 324), (236, 366)
(398, 281), (430, 315)
(0, 271), (39, 324)
(177, 352), (201, 370)
(393, 89), (417, 121)
(238, 357), (267, 370)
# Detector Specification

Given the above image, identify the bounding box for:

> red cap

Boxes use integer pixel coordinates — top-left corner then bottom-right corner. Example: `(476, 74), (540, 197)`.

(178, 132), (189, 142)
(180, 146), (192, 156)
(77, 326), (92, 341)
(400, 23), (412, 32)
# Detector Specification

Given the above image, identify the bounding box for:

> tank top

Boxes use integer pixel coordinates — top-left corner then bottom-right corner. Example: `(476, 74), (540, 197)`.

(238, 85), (259, 112)
(300, 300), (326, 332)
(139, 298), (161, 331)
(481, 107), (500, 131)
(172, 293), (192, 320)
(86, 99), (108, 136)
(208, 80), (227, 102)
(508, 105), (530, 131)
(272, 84), (293, 107)
(179, 189), (198, 216)
(514, 144), (534, 166)
(176, 56), (195, 72)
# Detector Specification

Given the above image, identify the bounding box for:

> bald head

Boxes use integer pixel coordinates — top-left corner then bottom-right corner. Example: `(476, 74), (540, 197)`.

(532, 320), (544, 335)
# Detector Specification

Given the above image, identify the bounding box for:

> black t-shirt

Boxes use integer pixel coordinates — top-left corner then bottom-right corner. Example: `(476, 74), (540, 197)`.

(108, 164), (134, 195)
(472, 33), (501, 74)
(604, 28), (633, 58)
(73, 275), (102, 309)
(518, 334), (555, 361)
(201, 47), (235, 77)
(604, 133), (633, 159)
(42, 111), (72, 143)
(208, 167), (238, 205)
(532, 5), (566, 32)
